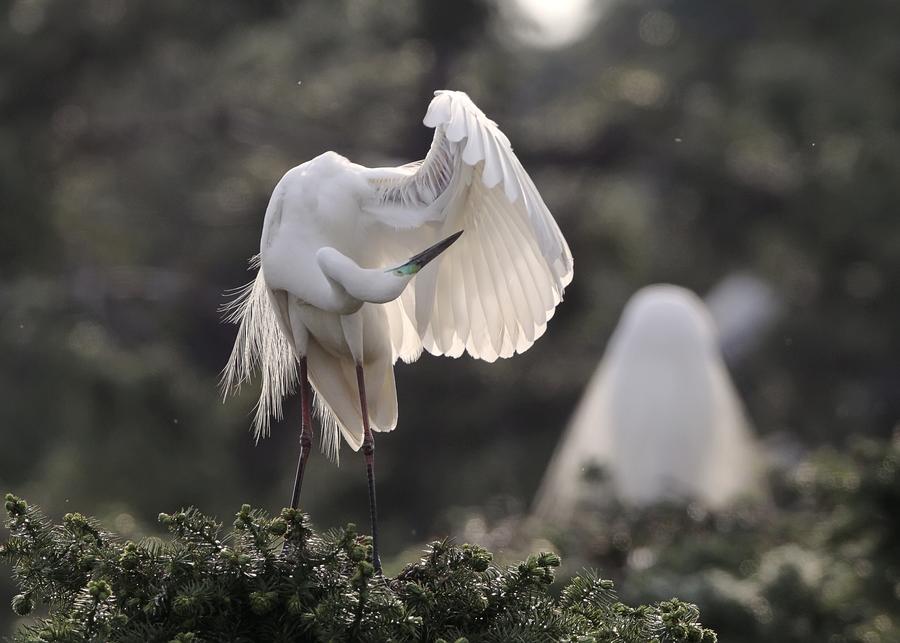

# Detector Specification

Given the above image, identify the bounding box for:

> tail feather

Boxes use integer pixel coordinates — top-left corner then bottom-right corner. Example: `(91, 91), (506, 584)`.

(306, 337), (398, 460)
(369, 352), (398, 431)
(306, 336), (361, 459)
(220, 258), (298, 442)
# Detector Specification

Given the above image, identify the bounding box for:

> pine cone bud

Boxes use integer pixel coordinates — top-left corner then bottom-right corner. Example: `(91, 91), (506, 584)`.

(11, 593), (33, 616)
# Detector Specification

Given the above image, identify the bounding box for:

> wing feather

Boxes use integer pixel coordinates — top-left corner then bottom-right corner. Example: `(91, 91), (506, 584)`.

(473, 203), (518, 357)
(486, 187), (550, 337)
(458, 235), (491, 359)
(480, 220), (523, 351)
(477, 188), (533, 340)
(449, 250), (471, 353)
(482, 185), (547, 327)
(361, 90), (573, 362)
(497, 192), (557, 317)
(462, 230), (501, 361)
(436, 251), (457, 351)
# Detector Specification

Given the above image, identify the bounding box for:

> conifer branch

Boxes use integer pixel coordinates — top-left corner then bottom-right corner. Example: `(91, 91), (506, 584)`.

(2, 495), (716, 642)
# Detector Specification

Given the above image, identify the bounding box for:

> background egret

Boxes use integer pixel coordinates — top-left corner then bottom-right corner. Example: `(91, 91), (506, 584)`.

(534, 285), (762, 522)
(705, 272), (781, 366)
(222, 90), (573, 569)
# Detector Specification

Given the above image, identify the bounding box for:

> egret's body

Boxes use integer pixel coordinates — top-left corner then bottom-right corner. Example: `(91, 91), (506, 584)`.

(224, 91), (573, 569)
(259, 154), (406, 453)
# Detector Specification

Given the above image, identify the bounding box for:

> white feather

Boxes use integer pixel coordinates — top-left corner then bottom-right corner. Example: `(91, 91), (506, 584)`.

(220, 259), (298, 442)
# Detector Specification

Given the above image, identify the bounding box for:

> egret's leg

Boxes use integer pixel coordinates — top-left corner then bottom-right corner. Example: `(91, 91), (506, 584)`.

(289, 357), (314, 510)
(356, 363), (382, 573)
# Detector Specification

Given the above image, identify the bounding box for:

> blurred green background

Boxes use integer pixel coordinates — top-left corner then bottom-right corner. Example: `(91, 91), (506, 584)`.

(1, 0), (897, 640)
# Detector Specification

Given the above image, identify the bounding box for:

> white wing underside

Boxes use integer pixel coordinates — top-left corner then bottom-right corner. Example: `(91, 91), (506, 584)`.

(363, 91), (573, 363)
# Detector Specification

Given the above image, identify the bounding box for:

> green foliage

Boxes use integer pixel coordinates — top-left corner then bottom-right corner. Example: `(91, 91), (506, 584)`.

(2, 497), (715, 642)
(548, 435), (900, 643)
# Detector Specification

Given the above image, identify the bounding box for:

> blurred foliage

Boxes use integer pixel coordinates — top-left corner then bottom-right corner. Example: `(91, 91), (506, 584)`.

(518, 435), (898, 643)
(1, 495), (716, 642)
(1, 0), (898, 638)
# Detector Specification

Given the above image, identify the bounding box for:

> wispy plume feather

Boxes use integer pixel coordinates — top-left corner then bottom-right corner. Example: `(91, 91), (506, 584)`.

(220, 256), (298, 442)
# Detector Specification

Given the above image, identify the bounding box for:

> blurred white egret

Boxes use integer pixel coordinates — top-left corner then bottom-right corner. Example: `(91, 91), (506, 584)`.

(534, 285), (761, 523)
(704, 271), (780, 365)
(223, 90), (573, 569)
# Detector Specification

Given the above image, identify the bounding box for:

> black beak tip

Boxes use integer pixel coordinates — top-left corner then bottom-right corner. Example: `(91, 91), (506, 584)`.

(438, 229), (464, 252)
(428, 229), (465, 256)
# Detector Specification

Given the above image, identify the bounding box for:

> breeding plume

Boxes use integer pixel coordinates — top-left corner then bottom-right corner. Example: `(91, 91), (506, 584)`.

(223, 91), (573, 570)
(534, 285), (761, 523)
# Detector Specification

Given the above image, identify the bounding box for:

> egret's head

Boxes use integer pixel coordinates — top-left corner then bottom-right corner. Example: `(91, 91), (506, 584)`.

(609, 284), (719, 367)
(387, 230), (463, 276)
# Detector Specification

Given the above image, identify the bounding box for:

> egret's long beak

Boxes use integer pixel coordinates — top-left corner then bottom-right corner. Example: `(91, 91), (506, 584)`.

(389, 230), (463, 276)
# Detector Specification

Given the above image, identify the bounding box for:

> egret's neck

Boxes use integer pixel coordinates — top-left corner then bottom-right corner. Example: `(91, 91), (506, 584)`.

(316, 247), (412, 305)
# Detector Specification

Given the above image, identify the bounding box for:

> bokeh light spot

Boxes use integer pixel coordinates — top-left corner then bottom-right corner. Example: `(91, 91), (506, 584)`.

(639, 10), (678, 47)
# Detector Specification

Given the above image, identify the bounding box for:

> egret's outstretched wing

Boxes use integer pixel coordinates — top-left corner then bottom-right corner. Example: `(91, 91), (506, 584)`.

(361, 90), (573, 363)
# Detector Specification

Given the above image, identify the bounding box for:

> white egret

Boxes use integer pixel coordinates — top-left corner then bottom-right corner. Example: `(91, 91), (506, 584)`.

(223, 90), (573, 570)
(534, 285), (761, 523)
(704, 272), (780, 365)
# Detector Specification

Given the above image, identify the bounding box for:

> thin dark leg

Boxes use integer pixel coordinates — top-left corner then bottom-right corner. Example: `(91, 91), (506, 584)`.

(290, 357), (314, 510)
(356, 363), (382, 573)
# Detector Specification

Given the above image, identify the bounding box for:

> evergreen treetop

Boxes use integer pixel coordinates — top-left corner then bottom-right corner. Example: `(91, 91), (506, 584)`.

(2, 495), (715, 642)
